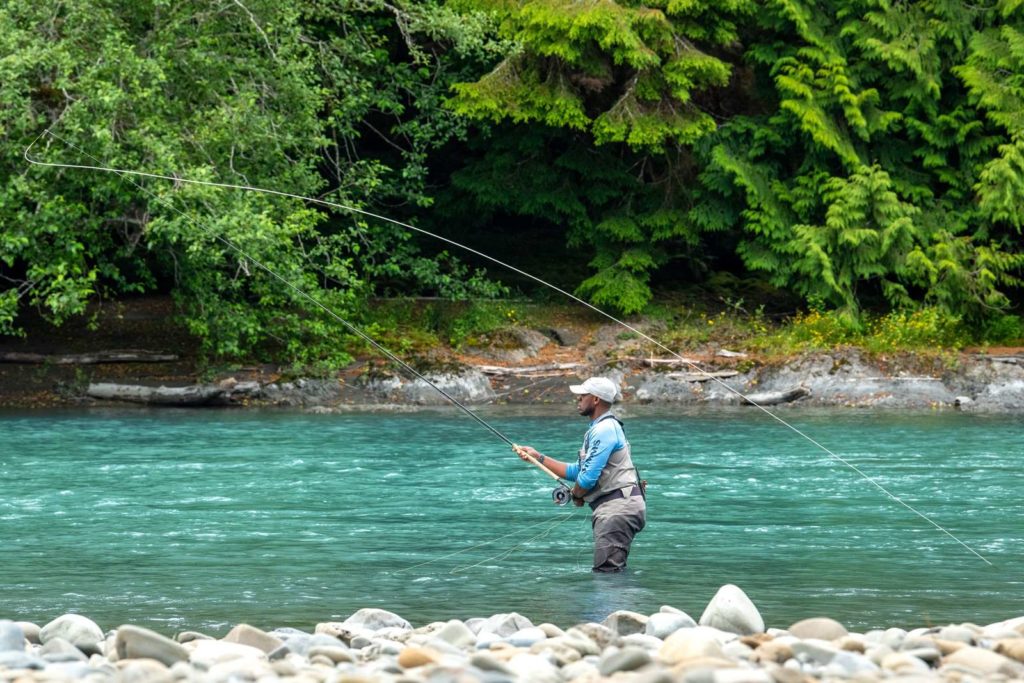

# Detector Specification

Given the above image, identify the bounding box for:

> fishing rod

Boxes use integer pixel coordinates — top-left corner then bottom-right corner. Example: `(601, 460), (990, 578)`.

(23, 129), (573, 506)
(24, 128), (992, 562)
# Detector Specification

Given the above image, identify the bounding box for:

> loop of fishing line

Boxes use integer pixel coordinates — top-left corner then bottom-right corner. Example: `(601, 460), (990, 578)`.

(24, 127), (991, 565)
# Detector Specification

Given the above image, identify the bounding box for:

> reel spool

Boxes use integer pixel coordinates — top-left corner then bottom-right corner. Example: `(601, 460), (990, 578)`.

(551, 486), (571, 506)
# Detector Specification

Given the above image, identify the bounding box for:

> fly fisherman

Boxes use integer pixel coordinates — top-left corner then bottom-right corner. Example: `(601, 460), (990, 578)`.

(515, 377), (646, 572)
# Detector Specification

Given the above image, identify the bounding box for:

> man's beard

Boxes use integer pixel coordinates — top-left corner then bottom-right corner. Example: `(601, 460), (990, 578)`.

(579, 404), (594, 417)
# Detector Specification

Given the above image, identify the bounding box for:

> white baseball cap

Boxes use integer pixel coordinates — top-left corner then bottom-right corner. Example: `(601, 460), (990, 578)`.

(569, 377), (620, 404)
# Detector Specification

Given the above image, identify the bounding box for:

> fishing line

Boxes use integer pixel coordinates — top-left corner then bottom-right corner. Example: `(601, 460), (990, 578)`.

(25, 128), (991, 565)
(22, 128), (571, 498)
(450, 509), (579, 574)
(394, 509), (578, 574)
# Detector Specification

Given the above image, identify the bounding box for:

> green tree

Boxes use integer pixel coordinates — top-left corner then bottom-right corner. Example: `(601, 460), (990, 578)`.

(447, 0), (755, 312)
(1, 0), (507, 360)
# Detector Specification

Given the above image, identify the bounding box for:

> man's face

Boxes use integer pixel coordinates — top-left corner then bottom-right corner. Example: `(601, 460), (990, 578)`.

(576, 393), (597, 417)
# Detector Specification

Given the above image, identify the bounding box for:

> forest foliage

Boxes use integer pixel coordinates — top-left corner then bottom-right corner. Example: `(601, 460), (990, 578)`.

(1, 0), (1022, 361)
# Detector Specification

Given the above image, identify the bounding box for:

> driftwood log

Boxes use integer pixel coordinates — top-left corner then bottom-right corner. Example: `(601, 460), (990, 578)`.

(476, 362), (582, 377)
(0, 350), (178, 364)
(666, 370), (740, 382)
(741, 386), (810, 406)
(87, 383), (227, 406)
(642, 357), (701, 367)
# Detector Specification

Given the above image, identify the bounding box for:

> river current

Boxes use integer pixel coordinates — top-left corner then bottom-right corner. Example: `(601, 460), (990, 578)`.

(1, 407), (1021, 633)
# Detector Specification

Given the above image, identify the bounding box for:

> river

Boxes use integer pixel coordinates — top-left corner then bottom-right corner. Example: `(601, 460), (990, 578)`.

(1, 407), (1021, 634)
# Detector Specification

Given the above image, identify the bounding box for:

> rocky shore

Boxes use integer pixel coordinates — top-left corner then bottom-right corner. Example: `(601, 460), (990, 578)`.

(2, 299), (1023, 412)
(4, 584), (1024, 683)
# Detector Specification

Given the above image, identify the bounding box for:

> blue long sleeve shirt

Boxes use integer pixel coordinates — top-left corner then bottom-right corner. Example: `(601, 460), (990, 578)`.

(564, 415), (626, 491)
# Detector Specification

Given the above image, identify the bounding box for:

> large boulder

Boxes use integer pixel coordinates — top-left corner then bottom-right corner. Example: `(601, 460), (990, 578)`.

(699, 585), (765, 635)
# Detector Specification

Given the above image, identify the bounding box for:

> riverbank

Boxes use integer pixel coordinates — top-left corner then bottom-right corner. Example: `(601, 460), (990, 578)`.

(4, 584), (1024, 682)
(2, 297), (1022, 411)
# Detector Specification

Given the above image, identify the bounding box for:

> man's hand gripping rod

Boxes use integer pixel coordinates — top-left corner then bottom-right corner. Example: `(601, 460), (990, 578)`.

(513, 445), (574, 506)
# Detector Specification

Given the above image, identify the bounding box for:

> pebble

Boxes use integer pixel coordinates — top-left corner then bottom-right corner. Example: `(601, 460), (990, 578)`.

(4, 586), (1024, 683)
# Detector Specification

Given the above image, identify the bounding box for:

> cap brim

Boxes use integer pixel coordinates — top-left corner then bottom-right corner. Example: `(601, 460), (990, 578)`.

(569, 384), (588, 395)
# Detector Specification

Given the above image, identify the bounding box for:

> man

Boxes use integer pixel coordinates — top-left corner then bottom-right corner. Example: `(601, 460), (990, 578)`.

(515, 377), (646, 572)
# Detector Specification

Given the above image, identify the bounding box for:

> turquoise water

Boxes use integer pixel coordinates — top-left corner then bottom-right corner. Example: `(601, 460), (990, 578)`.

(1, 407), (1022, 634)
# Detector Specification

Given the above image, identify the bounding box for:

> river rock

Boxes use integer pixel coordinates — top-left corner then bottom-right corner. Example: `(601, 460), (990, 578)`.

(943, 645), (1024, 676)
(660, 628), (726, 664)
(507, 627), (547, 647)
(116, 624), (189, 666)
(308, 644), (355, 663)
(790, 638), (839, 665)
(16, 622), (41, 645)
(937, 625), (976, 644)
(823, 650), (879, 676)
(433, 620), (476, 648)
(175, 630), (214, 644)
(480, 612), (533, 638)
(721, 639), (754, 660)
(752, 639), (793, 664)
(881, 651), (932, 674)
(561, 628), (601, 656)
(571, 622), (618, 649)
(507, 652), (562, 683)
(39, 614), (104, 655)
(647, 611), (697, 639)
(538, 623), (564, 638)
(699, 585), (765, 636)
(604, 610), (649, 637)
(397, 645), (441, 668)
(342, 607), (413, 632)
(881, 627), (907, 649)
(531, 637), (582, 666)
(995, 638), (1024, 662)
(0, 621), (24, 652)
(222, 623), (283, 654)
(40, 636), (88, 662)
(622, 633), (665, 651)
(786, 617), (848, 641)
(599, 645), (652, 675)
(206, 656), (276, 681)
(471, 651), (514, 674)
(0, 650), (45, 670)
(712, 668), (773, 683)
(188, 639), (267, 670)
(118, 658), (174, 683)
(561, 658), (600, 681)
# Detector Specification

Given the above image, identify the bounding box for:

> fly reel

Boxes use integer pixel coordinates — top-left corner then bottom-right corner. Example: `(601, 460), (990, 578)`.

(552, 486), (572, 506)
